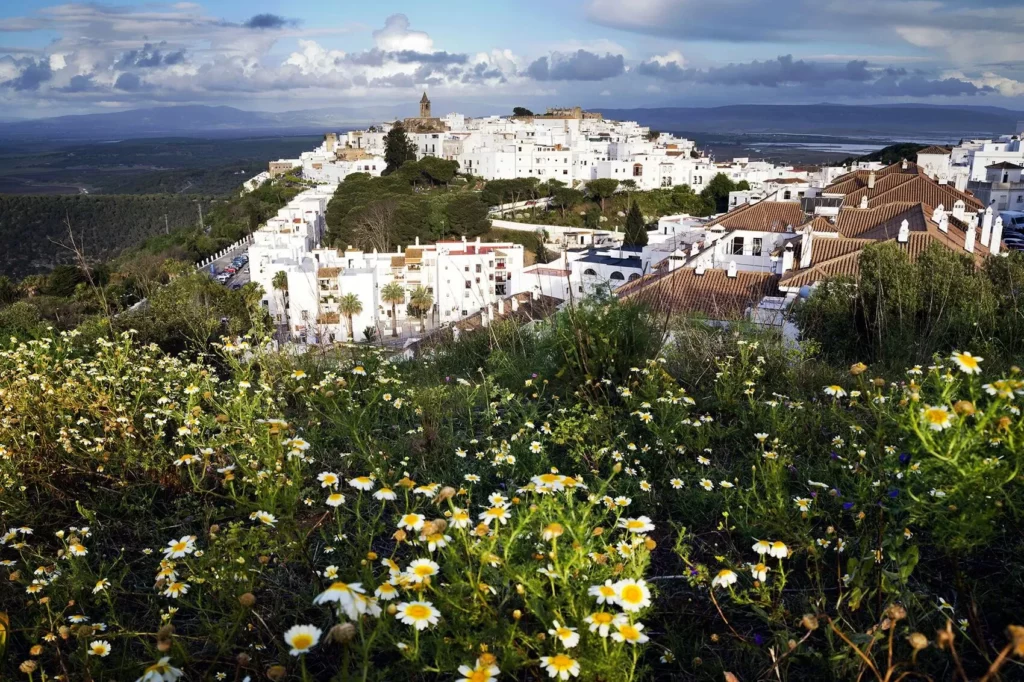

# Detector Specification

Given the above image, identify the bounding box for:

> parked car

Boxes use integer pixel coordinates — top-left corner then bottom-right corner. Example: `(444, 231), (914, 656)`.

(225, 267), (237, 274)
(230, 283), (243, 290)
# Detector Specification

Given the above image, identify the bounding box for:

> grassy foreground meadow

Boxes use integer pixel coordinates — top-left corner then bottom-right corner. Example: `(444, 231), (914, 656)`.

(0, 300), (1023, 681)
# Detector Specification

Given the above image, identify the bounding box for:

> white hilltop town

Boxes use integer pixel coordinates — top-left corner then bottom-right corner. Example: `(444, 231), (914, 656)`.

(242, 94), (1024, 346)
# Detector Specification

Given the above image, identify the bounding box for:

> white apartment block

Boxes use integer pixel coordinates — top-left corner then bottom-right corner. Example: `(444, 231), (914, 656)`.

(247, 188), (528, 343)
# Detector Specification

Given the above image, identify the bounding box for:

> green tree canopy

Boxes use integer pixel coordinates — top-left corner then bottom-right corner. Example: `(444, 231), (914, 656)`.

(623, 202), (648, 247)
(586, 178), (619, 211)
(383, 123), (417, 175)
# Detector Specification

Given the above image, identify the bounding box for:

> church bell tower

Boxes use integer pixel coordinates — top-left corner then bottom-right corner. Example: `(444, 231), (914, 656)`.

(419, 91), (431, 118)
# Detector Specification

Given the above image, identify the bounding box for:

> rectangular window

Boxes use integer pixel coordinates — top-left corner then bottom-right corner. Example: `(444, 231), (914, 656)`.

(465, 281), (471, 289)
(475, 264), (482, 273)
(729, 236), (744, 255)
(751, 238), (763, 257)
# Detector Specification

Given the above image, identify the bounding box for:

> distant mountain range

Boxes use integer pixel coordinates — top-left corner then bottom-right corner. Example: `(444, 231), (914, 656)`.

(595, 104), (1024, 139)
(1, 102), (1022, 143)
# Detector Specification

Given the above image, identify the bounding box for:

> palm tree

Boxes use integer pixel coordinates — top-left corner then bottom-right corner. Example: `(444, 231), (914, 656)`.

(338, 293), (363, 342)
(409, 286), (433, 333)
(380, 282), (405, 337)
(271, 271), (288, 325)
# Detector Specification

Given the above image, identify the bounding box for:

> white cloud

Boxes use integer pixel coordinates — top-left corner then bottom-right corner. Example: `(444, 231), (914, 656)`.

(372, 14), (433, 52)
(945, 70), (1024, 97)
(647, 51), (685, 67)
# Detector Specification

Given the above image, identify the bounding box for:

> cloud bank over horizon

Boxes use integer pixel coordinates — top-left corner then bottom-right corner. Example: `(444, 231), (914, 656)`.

(0, 1), (1022, 117)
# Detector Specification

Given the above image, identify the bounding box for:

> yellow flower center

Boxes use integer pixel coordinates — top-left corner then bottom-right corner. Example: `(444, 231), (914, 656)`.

(468, 670), (491, 682)
(405, 604), (431, 619)
(620, 585), (642, 604)
(924, 408), (948, 424)
(171, 542), (187, 552)
(414, 564), (434, 577)
(291, 633), (313, 650)
(599, 585), (615, 597)
(557, 627), (572, 638)
(619, 624), (640, 640)
(549, 654), (576, 671)
(592, 612), (613, 624)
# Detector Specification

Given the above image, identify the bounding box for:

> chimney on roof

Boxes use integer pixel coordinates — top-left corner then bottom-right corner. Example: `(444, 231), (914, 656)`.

(799, 224), (814, 269)
(898, 219), (910, 243)
(934, 204), (948, 233)
(991, 216), (1004, 255)
(695, 263), (707, 276)
(497, 299), (505, 316)
(965, 223), (976, 253)
(901, 159), (908, 170)
(859, 195), (869, 209)
(727, 260), (738, 278)
(690, 242), (700, 256)
(511, 296), (519, 312)
(481, 306), (489, 328)
(415, 236), (420, 246)
(953, 200), (966, 221)
(867, 172), (876, 190)
(981, 206), (994, 246)
(781, 242), (795, 274)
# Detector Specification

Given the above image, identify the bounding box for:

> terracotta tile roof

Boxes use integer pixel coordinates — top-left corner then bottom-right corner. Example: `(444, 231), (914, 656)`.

(317, 267), (341, 278)
(708, 201), (806, 233)
(917, 146), (951, 155)
(780, 202), (991, 289)
(986, 161), (1023, 170)
(317, 312), (341, 324)
(618, 268), (780, 319)
(842, 175), (983, 211)
(391, 256), (406, 267)
(799, 216), (837, 232)
(825, 160), (924, 194)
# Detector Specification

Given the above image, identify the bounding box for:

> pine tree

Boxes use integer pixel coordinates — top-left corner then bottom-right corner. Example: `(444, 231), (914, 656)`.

(383, 123), (417, 175)
(624, 202), (648, 247)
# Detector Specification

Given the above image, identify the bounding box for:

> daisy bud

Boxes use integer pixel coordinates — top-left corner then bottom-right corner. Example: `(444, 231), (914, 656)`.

(612, 463), (622, 473)
(908, 632), (928, 650)
(953, 401), (975, 416)
(238, 592), (256, 608)
(479, 652), (497, 666)
(849, 362), (867, 376)
(366, 551), (378, 561)
(887, 604), (907, 621)
(29, 645), (43, 656)
(432, 519), (447, 533)
(77, 625), (93, 638)
(329, 623), (356, 644)
(420, 521), (438, 537)
(1007, 624), (1024, 657)
(788, 639), (797, 650)
(387, 604), (398, 615)
(236, 652), (251, 666)
(209, 525), (220, 535)
(592, 527), (604, 536)
(644, 537), (657, 550)
(259, 555), (270, 565)
(801, 614), (819, 631)
(267, 665), (288, 681)
(19, 661), (38, 674)
(58, 626), (70, 640)
(393, 529), (407, 542)
(516, 584), (525, 595)
(513, 609), (522, 620)
(436, 487), (456, 504)
(710, 633), (719, 642)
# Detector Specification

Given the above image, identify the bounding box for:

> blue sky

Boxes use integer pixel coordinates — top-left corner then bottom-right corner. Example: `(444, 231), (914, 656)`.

(1, 1), (1023, 118)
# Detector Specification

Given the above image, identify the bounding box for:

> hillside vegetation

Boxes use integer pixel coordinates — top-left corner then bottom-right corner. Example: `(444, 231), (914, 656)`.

(0, 298), (1022, 681)
(0, 194), (215, 278)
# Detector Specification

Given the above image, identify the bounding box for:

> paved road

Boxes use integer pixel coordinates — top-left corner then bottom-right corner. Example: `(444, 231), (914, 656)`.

(203, 243), (251, 288)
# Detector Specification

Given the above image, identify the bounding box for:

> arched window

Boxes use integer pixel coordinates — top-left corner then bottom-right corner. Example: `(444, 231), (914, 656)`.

(610, 271), (625, 281)
(633, 164), (643, 177)
(583, 268), (597, 276)
(628, 273), (640, 281)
